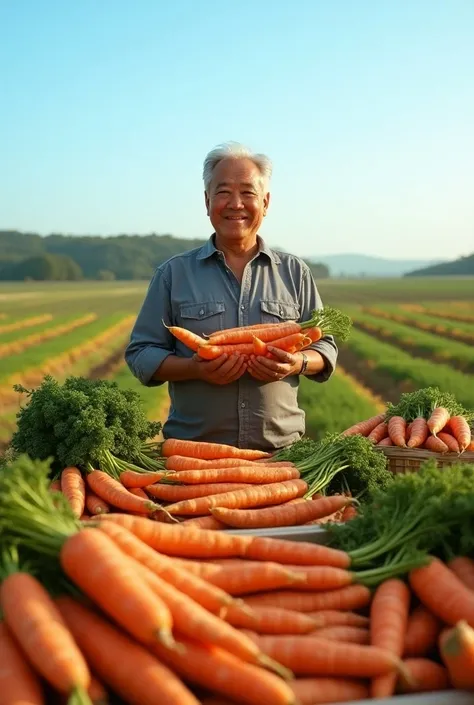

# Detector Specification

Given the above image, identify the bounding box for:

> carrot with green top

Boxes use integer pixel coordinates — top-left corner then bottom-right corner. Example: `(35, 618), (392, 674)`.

(387, 417), (407, 447)
(427, 407), (450, 436)
(368, 422), (388, 444)
(437, 432), (460, 453)
(0, 621), (45, 705)
(147, 482), (251, 502)
(424, 435), (449, 453)
(409, 557), (474, 627)
(447, 415), (471, 451)
(396, 658), (449, 694)
(403, 604), (442, 658)
(407, 417), (429, 448)
(439, 619), (474, 689)
(316, 625), (370, 645)
(165, 455), (294, 470)
(197, 342), (256, 359)
(448, 556), (474, 591)
(166, 325), (208, 352)
(86, 471), (161, 515)
(184, 561), (304, 596)
(244, 585), (371, 613)
(180, 516), (227, 530)
(61, 466), (86, 518)
(85, 490), (110, 516)
(120, 469), (170, 488)
(289, 678), (369, 704)
(49, 478), (62, 493)
(168, 466), (300, 485)
(160, 439), (270, 461)
(306, 610), (369, 629)
(342, 413), (386, 437)
(224, 605), (322, 635)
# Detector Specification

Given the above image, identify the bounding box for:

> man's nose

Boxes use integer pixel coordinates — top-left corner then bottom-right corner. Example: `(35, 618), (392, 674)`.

(228, 191), (244, 208)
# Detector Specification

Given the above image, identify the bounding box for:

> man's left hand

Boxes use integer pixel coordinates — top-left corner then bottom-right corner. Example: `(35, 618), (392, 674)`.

(247, 347), (302, 382)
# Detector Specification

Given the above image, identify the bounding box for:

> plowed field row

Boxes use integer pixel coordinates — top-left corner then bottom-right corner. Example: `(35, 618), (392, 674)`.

(361, 306), (474, 345)
(0, 313), (98, 359)
(0, 314), (53, 335)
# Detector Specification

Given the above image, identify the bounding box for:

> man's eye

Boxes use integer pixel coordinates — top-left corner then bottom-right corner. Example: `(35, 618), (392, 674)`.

(243, 191), (256, 196)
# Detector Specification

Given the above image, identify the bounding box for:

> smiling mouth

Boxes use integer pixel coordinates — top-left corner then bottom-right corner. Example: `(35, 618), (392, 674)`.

(225, 216), (247, 221)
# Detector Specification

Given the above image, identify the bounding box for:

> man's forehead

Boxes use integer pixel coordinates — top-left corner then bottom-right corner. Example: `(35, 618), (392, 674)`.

(214, 181), (258, 189)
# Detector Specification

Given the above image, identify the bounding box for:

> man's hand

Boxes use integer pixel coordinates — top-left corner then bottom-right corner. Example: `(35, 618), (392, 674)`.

(247, 347), (302, 382)
(193, 353), (247, 385)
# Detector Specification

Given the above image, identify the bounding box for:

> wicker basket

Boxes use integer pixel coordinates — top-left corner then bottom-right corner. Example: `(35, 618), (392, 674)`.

(375, 446), (474, 474)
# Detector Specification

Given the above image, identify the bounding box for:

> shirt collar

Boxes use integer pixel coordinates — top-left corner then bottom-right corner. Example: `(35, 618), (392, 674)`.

(197, 234), (281, 264)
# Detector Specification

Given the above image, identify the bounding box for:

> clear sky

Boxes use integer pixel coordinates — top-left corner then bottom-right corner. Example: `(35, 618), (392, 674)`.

(2, 0), (473, 261)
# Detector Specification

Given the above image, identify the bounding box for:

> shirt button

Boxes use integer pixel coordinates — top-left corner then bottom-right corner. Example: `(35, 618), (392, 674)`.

(199, 309), (204, 316)
(240, 402), (246, 408)
(279, 307), (283, 316)
(240, 305), (245, 311)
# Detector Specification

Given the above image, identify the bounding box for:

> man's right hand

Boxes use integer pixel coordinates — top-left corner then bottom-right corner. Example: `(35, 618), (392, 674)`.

(192, 353), (247, 385)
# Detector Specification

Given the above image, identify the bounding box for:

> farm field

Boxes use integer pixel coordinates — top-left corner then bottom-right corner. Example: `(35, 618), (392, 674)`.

(0, 277), (473, 453)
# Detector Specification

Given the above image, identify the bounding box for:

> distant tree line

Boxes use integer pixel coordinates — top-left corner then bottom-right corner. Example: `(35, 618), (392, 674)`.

(0, 231), (330, 281)
(405, 253), (474, 277)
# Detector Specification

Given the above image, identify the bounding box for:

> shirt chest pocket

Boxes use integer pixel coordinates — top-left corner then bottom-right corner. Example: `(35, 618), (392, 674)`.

(260, 300), (300, 325)
(178, 301), (226, 337)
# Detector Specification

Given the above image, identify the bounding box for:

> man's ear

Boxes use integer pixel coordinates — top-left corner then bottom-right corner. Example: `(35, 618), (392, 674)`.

(204, 190), (210, 216)
(263, 191), (271, 216)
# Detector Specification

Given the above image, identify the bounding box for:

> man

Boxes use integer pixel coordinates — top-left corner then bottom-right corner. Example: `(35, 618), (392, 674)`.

(125, 141), (338, 451)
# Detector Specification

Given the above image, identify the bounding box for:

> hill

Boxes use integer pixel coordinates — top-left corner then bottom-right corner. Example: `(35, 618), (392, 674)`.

(310, 253), (441, 278)
(405, 253), (474, 277)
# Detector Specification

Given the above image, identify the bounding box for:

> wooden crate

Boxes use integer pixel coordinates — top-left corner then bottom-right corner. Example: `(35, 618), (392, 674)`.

(375, 446), (474, 474)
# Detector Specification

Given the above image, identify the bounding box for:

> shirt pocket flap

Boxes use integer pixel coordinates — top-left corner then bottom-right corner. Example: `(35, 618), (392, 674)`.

(180, 301), (226, 320)
(260, 300), (300, 320)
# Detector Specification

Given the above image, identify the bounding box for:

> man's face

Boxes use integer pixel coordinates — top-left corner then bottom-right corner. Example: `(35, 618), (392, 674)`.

(205, 157), (270, 244)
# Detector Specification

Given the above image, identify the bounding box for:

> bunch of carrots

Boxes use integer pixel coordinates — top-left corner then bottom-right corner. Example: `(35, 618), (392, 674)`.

(165, 306), (352, 360)
(343, 387), (474, 455)
(2, 455), (474, 704)
(54, 438), (354, 531)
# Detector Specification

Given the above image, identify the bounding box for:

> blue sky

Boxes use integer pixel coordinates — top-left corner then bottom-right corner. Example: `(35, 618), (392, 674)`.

(2, 0), (473, 261)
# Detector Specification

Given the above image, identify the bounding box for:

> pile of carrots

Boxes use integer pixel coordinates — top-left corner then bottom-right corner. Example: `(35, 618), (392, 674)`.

(54, 439), (354, 531)
(343, 410), (474, 454)
(5, 512), (474, 704)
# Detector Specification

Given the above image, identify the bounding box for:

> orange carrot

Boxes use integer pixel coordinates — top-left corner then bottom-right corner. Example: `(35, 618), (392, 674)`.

(88, 673), (109, 704)
(370, 578), (411, 698)
(448, 556), (474, 591)
(407, 417), (429, 448)
(166, 479), (308, 516)
(253, 336), (268, 355)
(302, 326), (322, 344)
(180, 516), (228, 530)
(447, 415), (471, 451)
(160, 439), (270, 461)
(439, 620), (474, 689)
(85, 490), (110, 516)
(92, 514), (351, 567)
(377, 437), (393, 446)
(437, 432), (460, 453)
(265, 332), (307, 352)
(248, 634), (402, 678)
(403, 604), (442, 658)
(209, 322), (302, 346)
(60, 466), (86, 518)
(396, 658), (450, 694)
(244, 585), (371, 613)
(0, 621), (45, 705)
(49, 478), (62, 493)
(183, 561), (304, 596)
(342, 414), (386, 437)
(168, 466), (300, 485)
(208, 322), (277, 338)
(86, 471), (160, 515)
(368, 422), (389, 444)
(211, 495), (352, 530)
(424, 435), (449, 453)
(427, 407), (450, 436)
(147, 482), (251, 502)
(152, 637), (296, 705)
(225, 605), (322, 634)
(280, 565), (355, 592)
(0, 572), (90, 695)
(289, 678), (369, 704)
(306, 610), (370, 629)
(59, 527), (175, 647)
(197, 342), (256, 359)
(128, 487), (149, 500)
(409, 557), (474, 627)
(467, 440), (474, 452)
(316, 626), (370, 645)
(165, 456), (293, 470)
(167, 325), (208, 352)
(341, 504), (358, 522)
(387, 417), (407, 447)
(120, 470), (169, 488)
(56, 597), (200, 705)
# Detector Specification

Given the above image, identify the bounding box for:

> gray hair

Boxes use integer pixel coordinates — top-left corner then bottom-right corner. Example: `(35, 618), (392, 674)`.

(202, 141), (273, 193)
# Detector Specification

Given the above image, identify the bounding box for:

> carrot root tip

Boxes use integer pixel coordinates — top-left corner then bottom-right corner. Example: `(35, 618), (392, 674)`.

(156, 628), (184, 654)
(258, 653), (294, 681)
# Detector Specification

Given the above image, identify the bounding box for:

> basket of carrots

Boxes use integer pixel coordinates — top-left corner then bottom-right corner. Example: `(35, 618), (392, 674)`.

(341, 388), (474, 475)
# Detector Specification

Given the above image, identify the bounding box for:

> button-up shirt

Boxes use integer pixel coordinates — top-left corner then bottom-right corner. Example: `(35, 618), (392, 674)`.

(125, 235), (338, 451)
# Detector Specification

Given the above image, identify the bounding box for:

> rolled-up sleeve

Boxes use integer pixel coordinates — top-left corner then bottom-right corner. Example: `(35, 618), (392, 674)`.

(299, 266), (338, 383)
(125, 267), (174, 387)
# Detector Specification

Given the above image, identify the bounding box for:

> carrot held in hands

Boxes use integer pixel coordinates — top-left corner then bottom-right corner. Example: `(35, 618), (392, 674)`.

(165, 324), (208, 352)
(197, 342), (255, 359)
(61, 466), (86, 518)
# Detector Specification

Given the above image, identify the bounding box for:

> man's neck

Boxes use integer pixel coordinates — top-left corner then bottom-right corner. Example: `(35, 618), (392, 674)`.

(214, 234), (260, 283)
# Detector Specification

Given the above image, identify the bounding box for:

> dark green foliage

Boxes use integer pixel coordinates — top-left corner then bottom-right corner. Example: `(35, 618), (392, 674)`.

(385, 386), (473, 422)
(0, 253), (83, 281)
(406, 253), (474, 277)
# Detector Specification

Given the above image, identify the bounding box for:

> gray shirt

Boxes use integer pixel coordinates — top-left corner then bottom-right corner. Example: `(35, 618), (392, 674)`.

(125, 235), (338, 451)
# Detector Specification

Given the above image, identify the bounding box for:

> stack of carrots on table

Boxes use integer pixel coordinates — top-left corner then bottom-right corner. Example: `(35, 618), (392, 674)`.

(342, 387), (474, 454)
(2, 454), (474, 704)
(165, 306), (352, 359)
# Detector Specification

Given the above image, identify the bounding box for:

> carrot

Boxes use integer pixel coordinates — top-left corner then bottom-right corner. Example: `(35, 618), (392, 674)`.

(180, 516), (228, 530)
(88, 673), (109, 704)
(342, 414), (386, 437)
(224, 606), (322, 635)
(128, 486), (149, 500)
(208, 322), (302, 346)
(467, 440), (474, 452)
(265, 332), (307, 352)
(409, 557), (474, 627)
(0, 572), (90, 696)
(197, 342), (256, 359)
(447, 415), (471, 451)
(86, 470), (160, 514)
(280, 565), (355, 591)
(147, 482), (251, 502)
(370, 578), (411, 698)
(166, 479), (308, 516)
(244, 585), (371, 613)
(92, 514), (351, 567)
(341, 504), (358, 522)
(407, 417), (429, 448)
(98, 520), (237, 614)
(427, 406), (450, 436)
(387, 416), (407, 447)
(167, 325), (208, 352)
(248, 634), (402, 678)
(253, 336), (268, 355)
(183, 561), (304, 596)
(120, 470), (170, 488)
(211, 495), (352, 529)
(302, 326), (322, 344)
(377, 437), (393, 446)
(56, 597), (200, 705)
(367, 422), (389, 444)
(437, 431), (460, 453)
(448, 556), (474, 591)
(289, 678), (369, 704)
(403, 604), (442, 658)
(316, 625), (370, 645)
(306, 610), (370, 629)
(49, 478), (62, 493)
(208, 322), (278, 337)
(439, 620), (474, 689)
(85, 490), (110, 516)
(396, 658), (450, 694)
(424, 435), (449, 453)
(0, 621), (45, 705)
(165, 456), (294, 470)
(152, 637), (297, 705)
(160, 439), (270, 461)
(168, 467), (300, 485)
(59, 527), (176, 647)
(61, 466), (86, 518)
